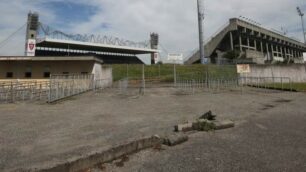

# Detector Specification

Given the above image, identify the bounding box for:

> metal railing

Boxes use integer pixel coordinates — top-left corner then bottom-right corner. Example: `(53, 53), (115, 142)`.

(48, 74), (94, 102)
(239, 76), (293, 91)
(0, 75), (113, 104)
(0, 81), (50, 103)
(176, 77), (239, 94)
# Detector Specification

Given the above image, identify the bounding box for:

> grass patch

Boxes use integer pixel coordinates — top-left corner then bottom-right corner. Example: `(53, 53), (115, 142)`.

(254, 83), (306, 92)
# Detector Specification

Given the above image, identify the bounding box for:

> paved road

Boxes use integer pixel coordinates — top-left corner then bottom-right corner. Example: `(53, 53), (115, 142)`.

(0, 87), (305, 171)
(101, 91), (306, 172)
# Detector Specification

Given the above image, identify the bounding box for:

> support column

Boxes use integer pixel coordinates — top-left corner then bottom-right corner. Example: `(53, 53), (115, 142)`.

(280, 46), (283, 58)
(260, 41), (263, 53)
(239, 34), (242, 51)
(271, 44), (274, 60)
(266, 43), (270, 60)
(230, 31), (234, 51)
(254, 40), (257, 51)
(247, 37), (250, 49)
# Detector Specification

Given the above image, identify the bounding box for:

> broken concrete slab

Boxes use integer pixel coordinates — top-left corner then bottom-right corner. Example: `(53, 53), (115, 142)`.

(163, 133), (188, 146)
(213, 120), (235, 130)
(24, 135), (162, 172)
(174, 122), (193, 132)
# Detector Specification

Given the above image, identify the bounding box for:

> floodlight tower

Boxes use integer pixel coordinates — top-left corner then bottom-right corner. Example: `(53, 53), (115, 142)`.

(297, 7), (306, 44)
(25, 12), (39, 56)
(197, 0), (206, 64)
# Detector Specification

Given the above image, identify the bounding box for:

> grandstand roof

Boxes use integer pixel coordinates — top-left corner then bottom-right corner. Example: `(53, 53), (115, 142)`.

(36, 38), (159, 55)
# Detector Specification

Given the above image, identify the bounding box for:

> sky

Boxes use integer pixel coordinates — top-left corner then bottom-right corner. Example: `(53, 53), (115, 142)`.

(0, 0), (305, 61)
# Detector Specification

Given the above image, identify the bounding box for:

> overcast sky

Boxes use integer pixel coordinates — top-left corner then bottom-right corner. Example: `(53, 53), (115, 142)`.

(0, 0), (305, 59)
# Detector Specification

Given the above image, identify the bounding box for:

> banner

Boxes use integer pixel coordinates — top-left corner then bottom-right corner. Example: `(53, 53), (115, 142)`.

(26, 39), (36, 56)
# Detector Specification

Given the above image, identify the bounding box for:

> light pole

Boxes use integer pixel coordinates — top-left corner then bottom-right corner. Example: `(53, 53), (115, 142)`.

(197, 0), (206, 64)
(297, 7), (306, 44)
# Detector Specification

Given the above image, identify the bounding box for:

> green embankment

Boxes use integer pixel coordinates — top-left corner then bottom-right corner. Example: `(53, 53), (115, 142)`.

(112, 64), (237, 82)
(111, 64), (306, 92)
(262, 83), (306, 92)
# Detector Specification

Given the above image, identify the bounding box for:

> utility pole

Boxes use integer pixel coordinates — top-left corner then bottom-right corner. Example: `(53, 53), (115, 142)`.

(197, 0), (206, 64)
(297, 7), (306, 44)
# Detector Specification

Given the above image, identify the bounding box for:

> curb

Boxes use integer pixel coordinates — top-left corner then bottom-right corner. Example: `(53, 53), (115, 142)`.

(22, 135), (162, 172)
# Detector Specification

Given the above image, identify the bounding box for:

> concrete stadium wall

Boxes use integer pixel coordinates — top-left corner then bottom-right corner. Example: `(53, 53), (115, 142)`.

(92, 64), (113, 86)
(0, 61), (94, 79)
(240, 64), (306, 83)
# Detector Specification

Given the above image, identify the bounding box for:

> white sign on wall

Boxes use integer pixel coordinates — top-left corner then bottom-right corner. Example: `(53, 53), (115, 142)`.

(167, 53), (183, 61)
(26, 39), (36, 56)
(237, 64), (250, 74)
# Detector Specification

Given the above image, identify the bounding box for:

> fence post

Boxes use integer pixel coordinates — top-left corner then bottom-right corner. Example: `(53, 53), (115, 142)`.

(206, 71), (208, 89)
(173, 64), (177, 87)
(142, 64), (145, 95)
(192, 79), (195, 95)
(290, 79), (293, 92)
(158, 64), (161, 79)
(10, 81), (14, 103)
(126, 64), (129, 78)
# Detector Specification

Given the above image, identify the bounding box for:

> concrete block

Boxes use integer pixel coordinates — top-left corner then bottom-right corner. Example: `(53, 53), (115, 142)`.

(174, 123), (193, 132)
(213, 120), (235, 130)
(163, 133), (188, 146)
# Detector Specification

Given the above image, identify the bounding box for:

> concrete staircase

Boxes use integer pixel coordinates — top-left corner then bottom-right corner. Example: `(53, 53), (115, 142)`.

(185, 22), (236, 64)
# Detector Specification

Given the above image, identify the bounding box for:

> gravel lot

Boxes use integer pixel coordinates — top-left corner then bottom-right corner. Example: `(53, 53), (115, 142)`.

(0, 87), (305, 171)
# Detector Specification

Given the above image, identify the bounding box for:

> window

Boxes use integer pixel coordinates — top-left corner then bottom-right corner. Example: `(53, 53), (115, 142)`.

(6, 72), (13, 78)
(25, 72), (32, 78)
(44, 72), (50, 78)
(25, 66), (32, 78)
(63, 72), (69, 75)
(44, 66), (50, 78)
(81, 72), (88, 75)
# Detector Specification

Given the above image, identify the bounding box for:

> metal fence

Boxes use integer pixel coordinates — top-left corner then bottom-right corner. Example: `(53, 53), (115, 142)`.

(93, 78), (113, 91)
(113, 64), (238, 95)
(0, 74), (112, 104)
(176, 75), (295, 94)
(0, 81), (50, 103)
(176, 76), (240, 94)
(48, 74), (94, 102)
(239, 77), (293, 91)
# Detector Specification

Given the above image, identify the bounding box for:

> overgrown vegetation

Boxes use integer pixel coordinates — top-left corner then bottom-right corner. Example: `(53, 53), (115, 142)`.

(194, 119), (216, 131)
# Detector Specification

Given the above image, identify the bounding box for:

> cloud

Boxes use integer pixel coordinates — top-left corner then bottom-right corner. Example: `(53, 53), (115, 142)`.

(0, 0), (305, 58)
